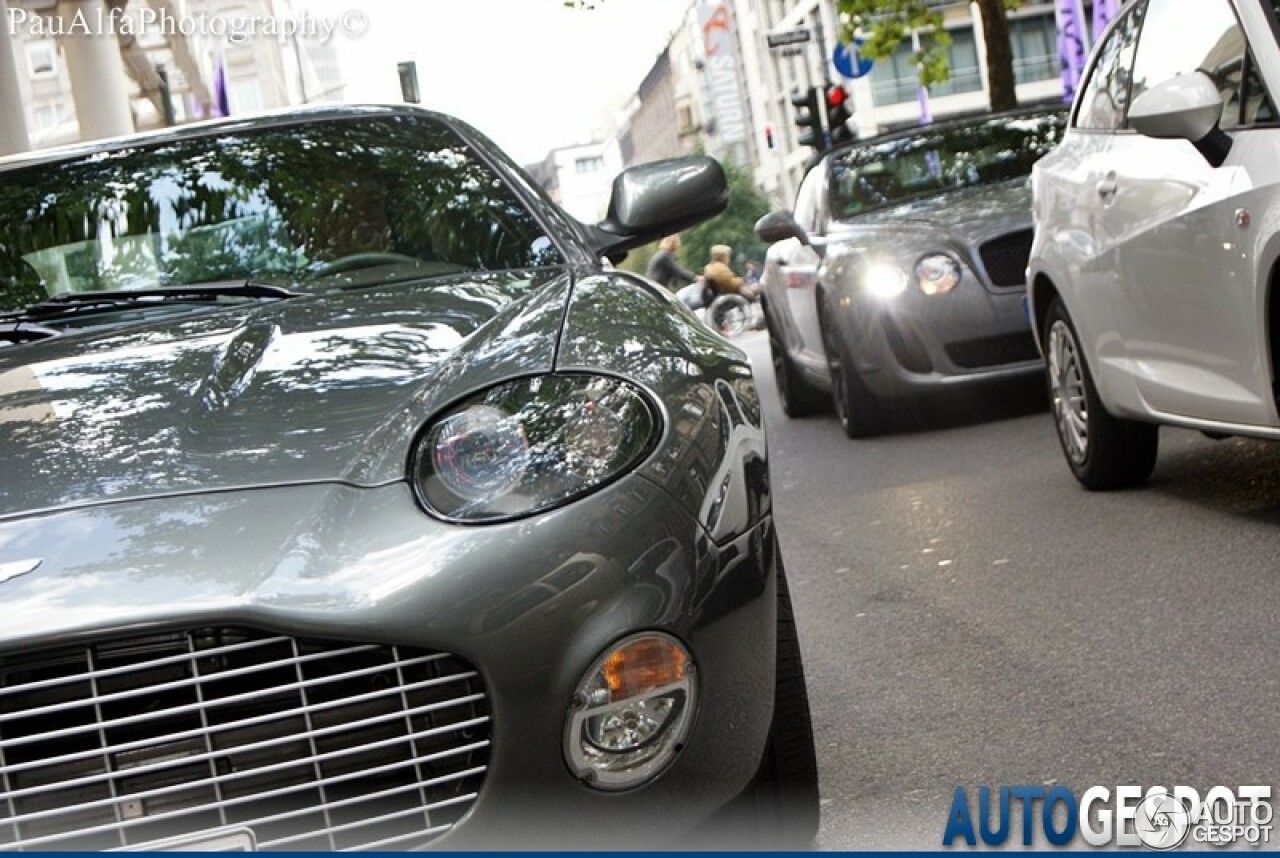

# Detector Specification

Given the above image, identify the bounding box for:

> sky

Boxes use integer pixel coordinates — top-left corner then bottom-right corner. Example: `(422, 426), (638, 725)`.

(299, 0), (694, 165)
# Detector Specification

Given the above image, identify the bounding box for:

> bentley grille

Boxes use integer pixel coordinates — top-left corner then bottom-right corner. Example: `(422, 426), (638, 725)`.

(977, 228), (1034, 288)
(0, 627), (491, 851)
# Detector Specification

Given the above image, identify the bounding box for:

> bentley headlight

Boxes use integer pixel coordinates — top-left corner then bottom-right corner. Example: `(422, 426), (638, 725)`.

(915, 253), (962, 295)
(412, 375), (658, 522)
(864, 262), (909, 299)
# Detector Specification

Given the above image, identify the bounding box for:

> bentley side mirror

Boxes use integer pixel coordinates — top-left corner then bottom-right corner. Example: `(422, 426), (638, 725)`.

(754, 210), (809, 246)
(1128, 71), (1232, 167)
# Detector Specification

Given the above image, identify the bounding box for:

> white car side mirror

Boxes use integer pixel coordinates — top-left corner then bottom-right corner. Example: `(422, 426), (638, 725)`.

(1128, 71), (1232, 166)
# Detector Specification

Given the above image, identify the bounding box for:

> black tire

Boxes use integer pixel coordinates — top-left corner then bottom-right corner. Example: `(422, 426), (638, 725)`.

(1043, 297), (1158, 490)
(766, 313), (828, 418)
(820, 302), (884, 438)
(704, 549), (820, 849)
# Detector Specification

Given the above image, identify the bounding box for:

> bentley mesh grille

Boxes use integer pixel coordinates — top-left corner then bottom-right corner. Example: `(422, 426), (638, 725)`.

(0, 627), (491, 851)
(977, 228), (1034, 288)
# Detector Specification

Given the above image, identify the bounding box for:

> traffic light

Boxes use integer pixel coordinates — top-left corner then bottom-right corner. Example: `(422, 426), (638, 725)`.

(790, 87), (823, 151)
(826, 84), (854, 146)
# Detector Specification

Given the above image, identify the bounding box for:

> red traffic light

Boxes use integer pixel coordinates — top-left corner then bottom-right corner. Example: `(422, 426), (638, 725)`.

(826, 85), (848, 108)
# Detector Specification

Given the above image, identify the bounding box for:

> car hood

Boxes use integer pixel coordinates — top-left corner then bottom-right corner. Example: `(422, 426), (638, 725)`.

(0, 270), (572, 519)
(830, 179), (1032, 242)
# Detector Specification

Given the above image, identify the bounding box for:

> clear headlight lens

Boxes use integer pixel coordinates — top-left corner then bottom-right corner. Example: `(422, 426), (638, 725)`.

(411, 375), (658, 522)
(565, 633), (697, 790)
(864, 262), (909, 299)
(916, 253), (962, 295)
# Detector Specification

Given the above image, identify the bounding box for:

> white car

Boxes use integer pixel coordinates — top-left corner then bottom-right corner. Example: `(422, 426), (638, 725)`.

(1029, 0), (1280, 488)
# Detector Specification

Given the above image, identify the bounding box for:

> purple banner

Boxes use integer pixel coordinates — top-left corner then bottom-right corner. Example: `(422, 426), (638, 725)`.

(213, 59), (230, 118)
(1056, 0), (1088, 104)
(1092, 0), (1119, 39)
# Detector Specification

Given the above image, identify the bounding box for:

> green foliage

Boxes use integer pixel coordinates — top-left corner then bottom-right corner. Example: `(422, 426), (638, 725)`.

(836, 0), (1020, 90)
(836, 0), (950, 88)
(676, 159), (771, 277)
(618, 242), (657, 276)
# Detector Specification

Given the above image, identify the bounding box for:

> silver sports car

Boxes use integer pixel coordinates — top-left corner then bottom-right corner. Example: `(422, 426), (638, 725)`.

(755, 109), (1066, 437)
(0, 106), (816, 850)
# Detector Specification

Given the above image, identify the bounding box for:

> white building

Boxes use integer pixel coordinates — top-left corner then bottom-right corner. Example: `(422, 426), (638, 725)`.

(1, 0), (344, 154)
(524, 140), (623, 225)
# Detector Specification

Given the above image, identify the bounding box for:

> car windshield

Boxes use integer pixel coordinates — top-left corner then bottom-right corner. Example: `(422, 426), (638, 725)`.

(0, 114), (564, 314)
(828, 111), (1066, 219)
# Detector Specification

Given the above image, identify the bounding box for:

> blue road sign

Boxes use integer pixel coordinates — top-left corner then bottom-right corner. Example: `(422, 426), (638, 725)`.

(833, 39), (874, 80)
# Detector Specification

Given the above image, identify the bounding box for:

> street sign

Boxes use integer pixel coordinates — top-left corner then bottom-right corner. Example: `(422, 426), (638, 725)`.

(766, 28), (810, 48)
(780, 46), (805, 57)
(833, 39), (874, 79)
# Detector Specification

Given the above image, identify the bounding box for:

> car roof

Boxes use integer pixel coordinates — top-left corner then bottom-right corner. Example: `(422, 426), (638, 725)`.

(0, 103), (455, 173)
(823, 104), (1068, 163)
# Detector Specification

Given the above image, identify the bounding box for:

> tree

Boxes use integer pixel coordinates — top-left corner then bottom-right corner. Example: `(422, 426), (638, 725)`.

(836, 0), (1021, 113)
(619, 160), (770, 283)
(677, 158), (771, 277)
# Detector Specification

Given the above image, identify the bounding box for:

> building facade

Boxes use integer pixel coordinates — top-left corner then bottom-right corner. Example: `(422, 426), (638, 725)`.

(2, 0), (344, 153)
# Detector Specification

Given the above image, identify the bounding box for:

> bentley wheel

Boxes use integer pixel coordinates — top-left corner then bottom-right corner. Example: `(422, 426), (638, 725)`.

(767, 313), (827, 418)
(821, 303), (882, 438)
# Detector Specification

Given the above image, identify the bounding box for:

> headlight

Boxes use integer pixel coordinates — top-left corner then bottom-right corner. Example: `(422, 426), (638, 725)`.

(864, 262), (909, 299)
(411, 374), (659, 522)
(565, 633), (697, 790)
(915, 253), (962, 295)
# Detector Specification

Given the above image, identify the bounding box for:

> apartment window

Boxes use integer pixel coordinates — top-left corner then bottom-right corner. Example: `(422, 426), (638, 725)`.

(1010, 14), (1061, 84)
(25, 41), (57, 78)
(574, 156), (603, 174)
(228, 78), (264, 114)
(30, 101), (70, 132)
(868, 28), (982, 107)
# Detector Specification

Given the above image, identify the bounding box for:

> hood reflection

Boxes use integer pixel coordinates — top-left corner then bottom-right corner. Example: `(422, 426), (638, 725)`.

(0, 271), (569, 519)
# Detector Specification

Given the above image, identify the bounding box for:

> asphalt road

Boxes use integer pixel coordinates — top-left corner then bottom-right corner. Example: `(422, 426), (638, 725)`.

(736, 330), (1280, 850)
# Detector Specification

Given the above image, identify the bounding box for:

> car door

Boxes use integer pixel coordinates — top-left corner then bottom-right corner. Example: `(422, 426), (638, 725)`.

(1102, 0), (1278, 425)
(1038, 3), (1146, 408)
(782, 163), (826, 362)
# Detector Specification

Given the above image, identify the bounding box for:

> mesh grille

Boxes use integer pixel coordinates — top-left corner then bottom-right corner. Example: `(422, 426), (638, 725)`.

(0, 627), (491, 851)
(977, 229), (1034, 288)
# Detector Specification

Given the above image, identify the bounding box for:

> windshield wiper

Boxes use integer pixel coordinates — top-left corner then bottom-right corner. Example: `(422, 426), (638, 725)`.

(0, 321), (60, 344)
(4, 282), (300, 323)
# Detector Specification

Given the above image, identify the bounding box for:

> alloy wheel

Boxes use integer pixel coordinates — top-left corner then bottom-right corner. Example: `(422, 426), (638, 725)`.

(1047, 319), (1088, 465)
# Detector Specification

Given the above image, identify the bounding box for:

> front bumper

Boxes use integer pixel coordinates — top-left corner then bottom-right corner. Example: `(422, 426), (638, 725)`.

(837, 284), (1041, 402)
(0, 477), (777, 850)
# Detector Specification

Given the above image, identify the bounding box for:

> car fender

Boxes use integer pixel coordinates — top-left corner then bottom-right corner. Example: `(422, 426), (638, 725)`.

(556, 272), (769, 546)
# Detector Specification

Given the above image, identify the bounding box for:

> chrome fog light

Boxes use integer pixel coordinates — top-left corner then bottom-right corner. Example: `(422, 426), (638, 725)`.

(564, 633), (696, 790)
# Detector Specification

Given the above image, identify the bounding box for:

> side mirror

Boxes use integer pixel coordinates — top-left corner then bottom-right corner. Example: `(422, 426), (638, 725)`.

(754, 210), (809, 246)
(586, 156), (729, 262)
(1129, 71), (1232, 167)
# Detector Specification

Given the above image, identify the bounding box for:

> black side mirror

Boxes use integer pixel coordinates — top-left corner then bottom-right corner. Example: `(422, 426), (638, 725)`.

(585, 156), (729, 262)
(755, 210), (809, 246)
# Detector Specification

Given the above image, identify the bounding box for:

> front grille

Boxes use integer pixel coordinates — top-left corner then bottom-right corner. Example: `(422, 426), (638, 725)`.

(0, 627), (491, 851)
(978, 229), (1034, 288)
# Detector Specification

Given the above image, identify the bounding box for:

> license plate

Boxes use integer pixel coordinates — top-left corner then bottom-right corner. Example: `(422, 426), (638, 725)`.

(126, 827), (256, 851)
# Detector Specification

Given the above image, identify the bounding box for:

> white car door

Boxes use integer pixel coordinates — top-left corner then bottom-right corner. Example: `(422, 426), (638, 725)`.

(1036, 4), (1146, 409)
(1102, 0), (1277, 425)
